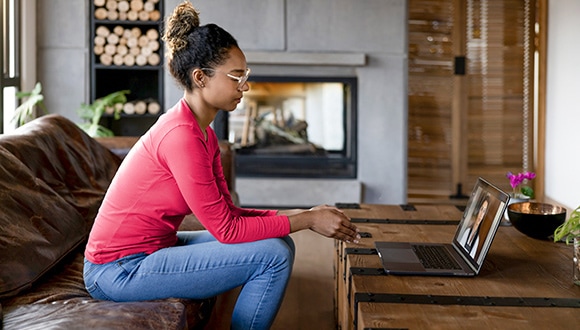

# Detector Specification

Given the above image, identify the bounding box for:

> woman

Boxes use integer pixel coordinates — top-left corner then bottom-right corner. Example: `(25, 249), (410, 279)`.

(459, 197), (489, 258)
(83, 2), (360, 329)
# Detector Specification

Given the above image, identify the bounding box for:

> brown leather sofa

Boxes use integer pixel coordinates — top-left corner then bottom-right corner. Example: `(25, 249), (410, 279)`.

(0, 114), (236, 329)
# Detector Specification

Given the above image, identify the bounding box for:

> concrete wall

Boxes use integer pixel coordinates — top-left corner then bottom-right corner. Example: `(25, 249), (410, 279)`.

(170, 0), (409, 207)
(34, 0), (580, 211)
(38, 0), (408, 207)
(37, 0), (89, 121)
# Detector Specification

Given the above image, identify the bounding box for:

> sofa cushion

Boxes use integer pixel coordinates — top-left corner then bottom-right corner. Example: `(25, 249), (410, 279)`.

(2, 300), (189, 330)
(1, 252), (215, 330)
(0, 147), (86, 299)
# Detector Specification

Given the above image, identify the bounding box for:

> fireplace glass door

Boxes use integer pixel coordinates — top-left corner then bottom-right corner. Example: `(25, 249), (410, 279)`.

(214, 77), (357, 178)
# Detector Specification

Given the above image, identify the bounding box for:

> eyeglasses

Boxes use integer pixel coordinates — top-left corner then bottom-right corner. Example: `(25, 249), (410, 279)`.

(201, 67), (251, 89)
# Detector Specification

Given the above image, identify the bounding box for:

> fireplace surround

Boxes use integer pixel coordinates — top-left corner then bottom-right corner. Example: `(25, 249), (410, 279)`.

(158, 1), (407, 207)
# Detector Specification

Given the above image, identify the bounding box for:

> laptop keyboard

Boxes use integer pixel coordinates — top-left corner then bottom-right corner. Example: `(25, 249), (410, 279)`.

(412, 244), (462, 270)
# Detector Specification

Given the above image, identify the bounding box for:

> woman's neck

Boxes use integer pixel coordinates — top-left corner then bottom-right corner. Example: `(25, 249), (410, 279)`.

(183, 92), (217, 130)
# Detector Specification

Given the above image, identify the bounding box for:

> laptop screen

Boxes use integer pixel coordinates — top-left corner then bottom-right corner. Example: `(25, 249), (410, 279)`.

(453, 178), (510, 271)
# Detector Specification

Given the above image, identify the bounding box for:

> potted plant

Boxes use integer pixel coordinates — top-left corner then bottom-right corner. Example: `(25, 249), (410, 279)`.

(506, 171), (536, 199)
(77, 90), (130, 137)
(554, 206), (580, 243)
(12, 82), (47, 127)
(554, 205), (580, 285)
(504, 171), (536, 223)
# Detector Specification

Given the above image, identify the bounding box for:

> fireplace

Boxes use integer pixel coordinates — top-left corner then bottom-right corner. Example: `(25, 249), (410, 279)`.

(214, 76), (357, 178)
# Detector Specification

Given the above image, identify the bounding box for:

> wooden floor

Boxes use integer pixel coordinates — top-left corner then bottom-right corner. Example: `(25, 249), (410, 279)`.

(271, 230), (336, 329)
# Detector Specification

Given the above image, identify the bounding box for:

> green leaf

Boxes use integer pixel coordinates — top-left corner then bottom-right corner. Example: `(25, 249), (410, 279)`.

(12, 82), (47, 126)
(520, 186), (534, 198)
(554, 205), (580, 244)
(76, 90), (130, 137)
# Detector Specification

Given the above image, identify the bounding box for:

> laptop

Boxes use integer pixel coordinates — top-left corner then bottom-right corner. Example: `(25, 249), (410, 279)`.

(375, 177), (509, 276)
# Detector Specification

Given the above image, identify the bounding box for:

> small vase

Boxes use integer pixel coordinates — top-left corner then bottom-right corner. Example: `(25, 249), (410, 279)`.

(574, 237), (580, 286)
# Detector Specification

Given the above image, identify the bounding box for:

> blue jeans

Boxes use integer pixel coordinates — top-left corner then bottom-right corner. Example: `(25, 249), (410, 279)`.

(84, 231), (295, 330)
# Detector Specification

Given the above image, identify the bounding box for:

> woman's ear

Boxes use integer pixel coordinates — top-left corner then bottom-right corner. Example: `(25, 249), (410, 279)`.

(192, 69), (205, 88)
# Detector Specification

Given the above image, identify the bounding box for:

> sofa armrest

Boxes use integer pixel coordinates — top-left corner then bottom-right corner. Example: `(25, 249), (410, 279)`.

(95, 136), (140, 160)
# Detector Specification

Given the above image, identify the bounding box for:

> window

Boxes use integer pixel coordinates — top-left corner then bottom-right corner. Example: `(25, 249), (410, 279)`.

(1, 0), (21, 134)
(408, 0), (538, 202)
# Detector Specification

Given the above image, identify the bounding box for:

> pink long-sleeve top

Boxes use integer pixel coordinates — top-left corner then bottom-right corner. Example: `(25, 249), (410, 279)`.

(85, 99), (291, 264)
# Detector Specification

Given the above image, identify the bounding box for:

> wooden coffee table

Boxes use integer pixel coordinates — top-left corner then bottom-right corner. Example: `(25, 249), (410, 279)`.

(335, 204), (580, 329)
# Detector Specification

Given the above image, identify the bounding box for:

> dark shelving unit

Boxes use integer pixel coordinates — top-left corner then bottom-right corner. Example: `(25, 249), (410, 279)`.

(89, 1), (164, 136)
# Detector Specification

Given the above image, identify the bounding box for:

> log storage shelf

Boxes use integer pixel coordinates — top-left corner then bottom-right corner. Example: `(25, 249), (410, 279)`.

(90, 0), (164, 136)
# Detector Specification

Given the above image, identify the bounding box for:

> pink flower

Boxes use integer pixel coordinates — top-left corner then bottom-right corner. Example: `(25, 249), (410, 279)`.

(506, 171), (536, 197)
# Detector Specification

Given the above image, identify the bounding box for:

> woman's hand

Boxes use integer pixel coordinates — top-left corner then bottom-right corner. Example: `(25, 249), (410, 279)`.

(287, 205), (360, 243)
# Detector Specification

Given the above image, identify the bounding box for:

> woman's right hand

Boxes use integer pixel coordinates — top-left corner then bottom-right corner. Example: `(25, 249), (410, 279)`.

(288, 206), (360, 243)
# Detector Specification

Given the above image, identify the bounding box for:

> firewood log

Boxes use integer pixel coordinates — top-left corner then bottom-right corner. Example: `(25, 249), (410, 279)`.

(129, 46), (141, 56)
(147, 100), (161, 115)
(148, 40), (159, 51)
(138, 35), (149, 48)
(94, 45), (104, 55)
(130, 0), (144, 12)
(116, 44), (128, 56)
(94, 35), (106, 46)
(106, 33), (119, 45)
(104, 44), (117, 56)
(127, 10), (138, 21)
(135, 54), (148, 66)
(134, 100), (147, 114)
(117, 0), (130, 13)
(147, 53), (160, 66)
(146, 28), (158, 40)
(106, 9), (118, 21)
(94, 8), (108, 20)
(123, 54), (135, 66)
(113, 54), (124, 66)
(95, 25), (110, 37)
(113, 25), (125, 36)
(105, 0), (117, 11)
(100, 53), (113, 66)
(126, 36), (138, 48)
(144, 1), (155, 12)
(123, 102), (135, 115)
(138, 10), (150, 21)
(149, 10), (161, 21)
(131, 27), (142, 38)
(122, 28), (133, 39)
(141, 46), (152, 57)
(106, 103), (123, 115)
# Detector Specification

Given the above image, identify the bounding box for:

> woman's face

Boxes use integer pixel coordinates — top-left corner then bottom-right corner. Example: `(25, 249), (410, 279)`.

(202, 47), (250, 112)
(475, 200), (488, 225)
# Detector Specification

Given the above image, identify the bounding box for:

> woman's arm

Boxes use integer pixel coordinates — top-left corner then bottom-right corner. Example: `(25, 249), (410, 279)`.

(279, 205), (361, 243)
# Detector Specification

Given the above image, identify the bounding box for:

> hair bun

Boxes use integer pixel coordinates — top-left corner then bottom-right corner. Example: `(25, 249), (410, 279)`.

(163, 1), (200, 54)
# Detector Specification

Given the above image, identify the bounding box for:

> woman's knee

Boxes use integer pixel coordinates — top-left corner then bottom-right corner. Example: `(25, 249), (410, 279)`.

(279, 236), (296, 263)
(258, 238), (295, 268)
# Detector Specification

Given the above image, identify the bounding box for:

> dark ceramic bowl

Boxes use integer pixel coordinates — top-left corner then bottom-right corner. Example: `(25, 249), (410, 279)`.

(507, 202), (567, 240)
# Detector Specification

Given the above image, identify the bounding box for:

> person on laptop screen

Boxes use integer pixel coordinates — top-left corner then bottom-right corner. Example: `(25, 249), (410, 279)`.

(458, 193), (491, 258)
